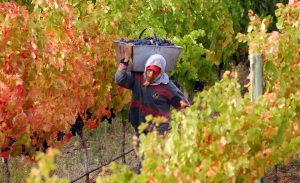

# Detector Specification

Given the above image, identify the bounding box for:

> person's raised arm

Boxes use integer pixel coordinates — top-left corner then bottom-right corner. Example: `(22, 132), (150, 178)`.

(114, 43), (134, 89)
(168, 81), (190, 109)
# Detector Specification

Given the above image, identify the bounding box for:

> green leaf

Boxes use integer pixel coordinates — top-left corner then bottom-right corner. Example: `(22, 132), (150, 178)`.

(276, 17), (284, 30)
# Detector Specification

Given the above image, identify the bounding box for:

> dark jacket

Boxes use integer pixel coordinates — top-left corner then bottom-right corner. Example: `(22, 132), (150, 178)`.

(115, 60), (189, 131)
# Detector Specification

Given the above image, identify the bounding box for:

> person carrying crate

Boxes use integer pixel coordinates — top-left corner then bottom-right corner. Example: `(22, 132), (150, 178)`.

(115, 43), (189, 136)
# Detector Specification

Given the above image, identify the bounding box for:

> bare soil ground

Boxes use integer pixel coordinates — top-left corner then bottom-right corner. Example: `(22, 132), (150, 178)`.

(266, 164), (300, 183)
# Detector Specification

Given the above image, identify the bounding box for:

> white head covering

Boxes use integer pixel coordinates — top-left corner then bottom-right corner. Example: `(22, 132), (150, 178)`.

(144, 54), (169, 85)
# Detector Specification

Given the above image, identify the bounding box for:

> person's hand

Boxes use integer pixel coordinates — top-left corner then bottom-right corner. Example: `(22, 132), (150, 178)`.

(180, 100), (189, 108)
(124, 43), (133, 62)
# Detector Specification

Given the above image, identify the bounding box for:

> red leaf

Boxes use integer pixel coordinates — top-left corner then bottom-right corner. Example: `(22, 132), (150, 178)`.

(1, 150), (10, 158)
(16, 84), (23, 95)
(205, 134), (211, 146)
(29, 155), (36, 162)
(7, 52), (13, 62)
(65, 28), (73, 39)
(1, 27), (11, 42)
(0, 3), (8, 10)
(63, 133), (72, 143)
(20, 50), (30, 59)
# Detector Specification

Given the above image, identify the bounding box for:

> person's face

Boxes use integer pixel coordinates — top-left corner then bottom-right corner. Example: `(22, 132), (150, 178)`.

(145, 70), (156, 83)
(144, 69), (160, 87)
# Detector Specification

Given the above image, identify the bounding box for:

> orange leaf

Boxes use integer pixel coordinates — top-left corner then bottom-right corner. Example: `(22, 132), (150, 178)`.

(86, 120), (98, 129)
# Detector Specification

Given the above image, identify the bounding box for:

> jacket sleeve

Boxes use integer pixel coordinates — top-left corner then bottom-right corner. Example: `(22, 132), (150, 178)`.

(168, 81), (190, 109)
(114, 59), (135, 89)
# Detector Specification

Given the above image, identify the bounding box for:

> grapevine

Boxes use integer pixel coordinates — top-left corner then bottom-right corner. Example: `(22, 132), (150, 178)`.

(0, 1), (130, 158)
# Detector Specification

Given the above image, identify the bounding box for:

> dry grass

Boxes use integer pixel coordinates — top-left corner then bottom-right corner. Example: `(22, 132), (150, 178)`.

(55, 118), (139, 182)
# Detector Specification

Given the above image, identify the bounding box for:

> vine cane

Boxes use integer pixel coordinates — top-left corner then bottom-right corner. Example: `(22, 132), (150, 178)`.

(79, 131), (89, 183)
(1, 158), (10, 183)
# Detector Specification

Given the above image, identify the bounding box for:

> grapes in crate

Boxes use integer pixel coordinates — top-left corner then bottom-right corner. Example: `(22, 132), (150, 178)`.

(119, 37), (174, 46)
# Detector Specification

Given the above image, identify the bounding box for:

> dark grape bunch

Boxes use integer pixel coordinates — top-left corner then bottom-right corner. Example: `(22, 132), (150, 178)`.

(56, 131), (65, 141)
(100, 108), (116, 124)
(70, 108), (116, 136)
(194, 81), (205, 92)
(0, 108), (117, 157)
(120, 37), (175, 46)
(70, 114), (84, 136)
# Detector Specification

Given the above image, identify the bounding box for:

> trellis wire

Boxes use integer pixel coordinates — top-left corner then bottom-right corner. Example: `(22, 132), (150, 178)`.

(70, 148), (135, 183)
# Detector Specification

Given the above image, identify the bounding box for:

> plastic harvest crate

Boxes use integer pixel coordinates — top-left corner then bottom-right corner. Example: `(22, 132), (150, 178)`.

(113, 28), (183, 72)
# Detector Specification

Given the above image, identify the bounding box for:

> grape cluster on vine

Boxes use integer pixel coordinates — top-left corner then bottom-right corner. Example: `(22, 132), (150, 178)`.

(100, 108), (116, 124)
(0, 108), (117, 157)
(70, 115), (84, 136)
(70, 108), (116, 136)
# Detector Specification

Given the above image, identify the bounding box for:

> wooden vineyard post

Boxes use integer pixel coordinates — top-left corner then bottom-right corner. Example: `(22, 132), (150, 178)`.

(274, 164), (278, 183)
(1, 158), (10, 183)
(250, 54), (264, 102)
(250, 53), (266, 183)
(121, 119), (126, 164)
